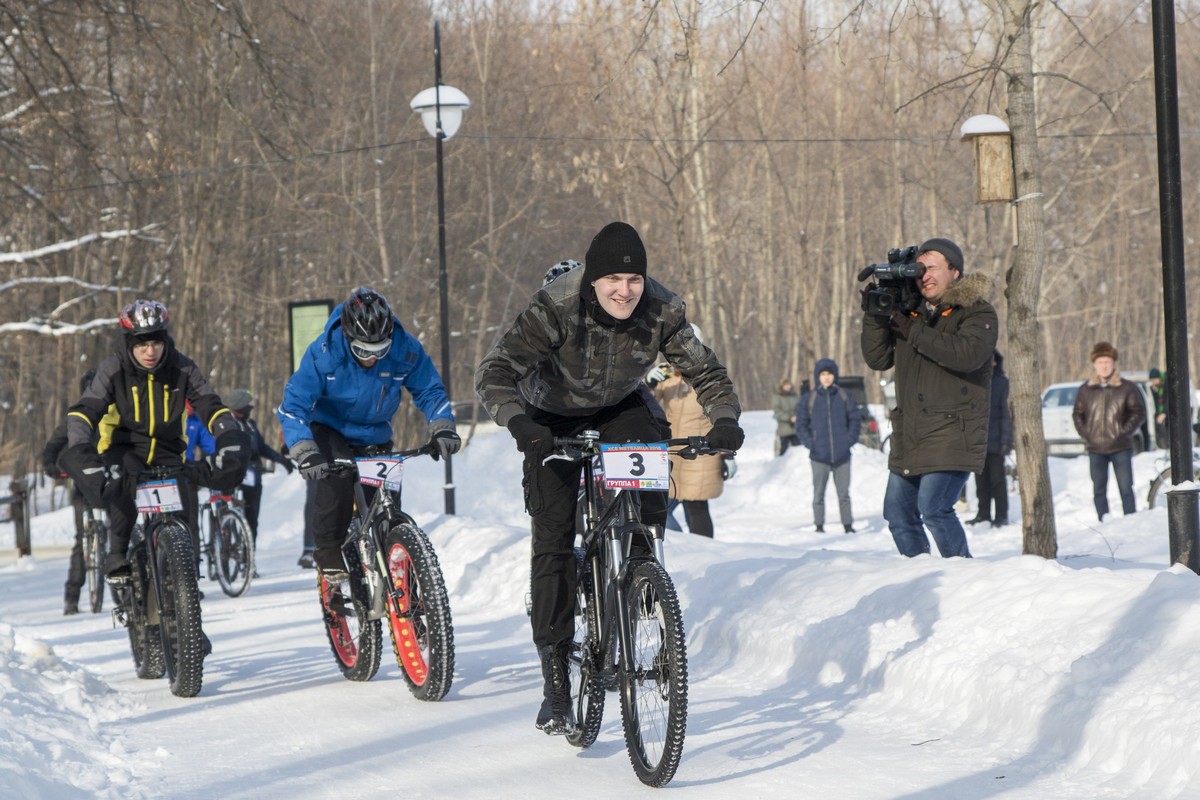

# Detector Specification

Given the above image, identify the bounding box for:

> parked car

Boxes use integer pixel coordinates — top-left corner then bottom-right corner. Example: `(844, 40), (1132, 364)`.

(838, 375), (882, 450)
(1041, 378), (1156, 457)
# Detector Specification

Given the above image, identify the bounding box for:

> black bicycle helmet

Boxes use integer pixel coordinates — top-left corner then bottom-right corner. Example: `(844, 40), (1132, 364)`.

(118, 299), (169, 338)
(341, 287), (394, 344)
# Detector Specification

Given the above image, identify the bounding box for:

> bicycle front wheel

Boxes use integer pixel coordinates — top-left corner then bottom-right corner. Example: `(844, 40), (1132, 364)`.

(85, 518), (107, 613)
(214, 506), (254, 597)
(154, 519), (206, 698)
(619, 559), (688, 787)
(320, 544), (382, 682)
(567, 548), (606, 749)
(384, 523), (454, 701)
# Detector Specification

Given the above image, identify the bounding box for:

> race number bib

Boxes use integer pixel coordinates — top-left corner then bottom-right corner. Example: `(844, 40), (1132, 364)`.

(599, 443), (669, 491)
(135, 479), (183, 513)
(356, 456), (405, 492)
(242, 466), (258, 488)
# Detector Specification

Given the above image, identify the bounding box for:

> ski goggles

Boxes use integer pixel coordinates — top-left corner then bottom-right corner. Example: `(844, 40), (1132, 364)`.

(349, 338), (392, 361)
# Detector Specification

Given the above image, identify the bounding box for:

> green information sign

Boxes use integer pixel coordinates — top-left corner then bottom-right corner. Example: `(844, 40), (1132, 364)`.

(288, 300), (334, 375)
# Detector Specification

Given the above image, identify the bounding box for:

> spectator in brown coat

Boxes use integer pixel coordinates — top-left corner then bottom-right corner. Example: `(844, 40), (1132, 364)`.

(1073, 341), (1145, 521)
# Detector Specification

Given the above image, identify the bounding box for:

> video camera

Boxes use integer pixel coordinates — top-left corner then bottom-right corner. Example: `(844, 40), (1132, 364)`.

(857, 245), (925, 316)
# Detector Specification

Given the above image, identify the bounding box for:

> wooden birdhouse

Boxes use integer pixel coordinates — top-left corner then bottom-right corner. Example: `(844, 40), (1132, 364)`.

(960, 114), (1014, 203)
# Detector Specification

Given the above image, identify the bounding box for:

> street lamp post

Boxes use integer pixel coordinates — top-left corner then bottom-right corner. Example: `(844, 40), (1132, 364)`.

(411, 20), (470, 516)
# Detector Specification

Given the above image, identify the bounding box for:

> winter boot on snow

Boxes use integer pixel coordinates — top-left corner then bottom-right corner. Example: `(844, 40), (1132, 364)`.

(535, 643), (576, 735)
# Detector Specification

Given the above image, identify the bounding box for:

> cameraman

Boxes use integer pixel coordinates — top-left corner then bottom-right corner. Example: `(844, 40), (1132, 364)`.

(860, 237), (997, 558)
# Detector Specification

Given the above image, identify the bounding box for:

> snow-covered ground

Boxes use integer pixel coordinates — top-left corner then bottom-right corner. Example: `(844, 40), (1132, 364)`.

(3, 410), (1200, 799)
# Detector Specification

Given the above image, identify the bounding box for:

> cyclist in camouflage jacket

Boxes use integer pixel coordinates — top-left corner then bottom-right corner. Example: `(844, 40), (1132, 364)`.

(475, 221), (744, 736)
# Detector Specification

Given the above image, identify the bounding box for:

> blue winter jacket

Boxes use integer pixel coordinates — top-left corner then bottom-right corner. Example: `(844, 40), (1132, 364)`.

(185, 413), (217, 462)
(795, 358), (862, 466)
(278, 304), (454, 447)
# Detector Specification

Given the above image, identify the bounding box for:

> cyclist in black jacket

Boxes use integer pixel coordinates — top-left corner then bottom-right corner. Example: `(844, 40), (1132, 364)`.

(58, 299), (249, 581)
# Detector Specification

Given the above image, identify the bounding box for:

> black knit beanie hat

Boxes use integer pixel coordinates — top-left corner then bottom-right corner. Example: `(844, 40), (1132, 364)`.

(918, 237), (964, 274)
(583, 222), (647, 286)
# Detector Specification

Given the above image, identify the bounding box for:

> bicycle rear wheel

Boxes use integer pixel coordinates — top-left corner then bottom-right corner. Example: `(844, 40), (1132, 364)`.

(320, 544), (382, 682)
(154, 519), (206, 697)
(567, 548), (606, 748)
(85, 518), (107, 613)
(619, 559), (688, 787)
(214, 505), (254, 597)
(384, 522), (454, 700)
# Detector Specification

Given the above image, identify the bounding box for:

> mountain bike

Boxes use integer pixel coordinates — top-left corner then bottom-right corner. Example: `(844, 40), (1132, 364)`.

(549, 431), (730, 787)
(1146, 448), (1200, 509)
(110, 465), (208, 698)
(198, 487), (255, 597)
(82, 506), (108, 613)
(316, 443), (455, 701)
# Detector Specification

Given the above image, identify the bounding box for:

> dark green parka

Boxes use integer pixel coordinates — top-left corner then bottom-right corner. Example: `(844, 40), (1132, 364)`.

(861, 272), (998, 475)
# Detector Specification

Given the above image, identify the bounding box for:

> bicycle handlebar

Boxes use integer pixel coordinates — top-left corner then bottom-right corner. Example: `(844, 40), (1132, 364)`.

(547, 434), (734, 462)
(327, 442), (438, 474)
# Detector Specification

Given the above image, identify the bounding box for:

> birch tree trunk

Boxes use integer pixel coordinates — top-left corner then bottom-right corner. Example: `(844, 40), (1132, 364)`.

(1002, 0), (1058, 558)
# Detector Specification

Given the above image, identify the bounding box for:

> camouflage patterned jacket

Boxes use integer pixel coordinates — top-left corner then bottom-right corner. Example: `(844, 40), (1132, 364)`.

(475, 268), (741, 427)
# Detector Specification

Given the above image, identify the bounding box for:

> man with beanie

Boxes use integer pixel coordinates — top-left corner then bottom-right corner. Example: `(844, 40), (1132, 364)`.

(861, 236), (998, 558)
(1073, 341), (1145, 521)
(475, 220), (744, 735)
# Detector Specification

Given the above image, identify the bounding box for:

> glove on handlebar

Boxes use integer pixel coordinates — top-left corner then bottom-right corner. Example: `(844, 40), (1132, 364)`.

(705, 418), (745, 452)
(428, 418), (462, 462)
(507, 414), (554, 458)
(203, 429), (249, 490)
(290, 439), (331, 481)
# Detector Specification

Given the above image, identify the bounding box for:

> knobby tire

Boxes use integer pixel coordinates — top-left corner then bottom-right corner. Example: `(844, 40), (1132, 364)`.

(320, 544), (382, 682)
(619, 559), (688, 787)
(215, 505), (255, 597)
(384, 523), (455, 701)
(85, 518), (107, 614)
(567, 547), (606, 749)
(153, 519), (206, 697)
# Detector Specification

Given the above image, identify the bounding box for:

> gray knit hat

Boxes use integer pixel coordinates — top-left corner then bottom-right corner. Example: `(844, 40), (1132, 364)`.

(918, 237), (964, 274)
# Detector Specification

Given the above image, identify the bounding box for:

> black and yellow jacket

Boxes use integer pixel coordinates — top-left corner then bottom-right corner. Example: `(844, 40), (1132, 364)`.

(66, 335), (239, 467)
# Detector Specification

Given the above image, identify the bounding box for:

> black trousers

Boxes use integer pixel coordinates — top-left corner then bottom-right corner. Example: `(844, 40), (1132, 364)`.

(106, 449), (197, 563)
(242, 482), (263, 542)
(309, 424), (387, 553)
(525, 392), (667, 649)
(64, 489), (87, 602)
(974, 452), (1008, 523)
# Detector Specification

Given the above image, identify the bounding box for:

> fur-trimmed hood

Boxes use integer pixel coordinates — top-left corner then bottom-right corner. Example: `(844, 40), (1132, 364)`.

(1086, 371), (1126, 388)
(938, 271), (994, 309)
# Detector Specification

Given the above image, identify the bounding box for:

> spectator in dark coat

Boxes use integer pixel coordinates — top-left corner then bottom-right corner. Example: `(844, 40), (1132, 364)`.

(795, 358), (861, 533)
(967, 351), (1013, 527)
(1073, 341), (1144, 521)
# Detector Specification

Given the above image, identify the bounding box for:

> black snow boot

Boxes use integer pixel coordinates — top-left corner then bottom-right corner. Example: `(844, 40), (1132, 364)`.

(535, 643), (576, 735)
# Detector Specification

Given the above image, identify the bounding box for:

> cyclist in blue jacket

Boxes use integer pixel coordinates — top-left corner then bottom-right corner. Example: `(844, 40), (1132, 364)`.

(278, 287), (461, 580)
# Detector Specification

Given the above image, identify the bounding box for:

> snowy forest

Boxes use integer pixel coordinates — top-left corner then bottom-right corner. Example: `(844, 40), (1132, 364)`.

(2, 1), (1199, 483)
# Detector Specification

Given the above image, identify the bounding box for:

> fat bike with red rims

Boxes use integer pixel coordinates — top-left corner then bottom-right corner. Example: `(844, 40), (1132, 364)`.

(549, 431), (732, 787)
(110, 465), (208, 698)
(317, 444), (455, 700)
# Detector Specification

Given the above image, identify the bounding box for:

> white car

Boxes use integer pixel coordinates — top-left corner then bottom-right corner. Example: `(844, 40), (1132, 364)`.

(1041, 378), (1156, 457)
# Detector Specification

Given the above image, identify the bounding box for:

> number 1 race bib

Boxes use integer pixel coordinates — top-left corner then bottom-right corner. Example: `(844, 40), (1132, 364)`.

(356, 456), (405, 492)
(135, 479), (183, 513)
(599, 443), (669, 491)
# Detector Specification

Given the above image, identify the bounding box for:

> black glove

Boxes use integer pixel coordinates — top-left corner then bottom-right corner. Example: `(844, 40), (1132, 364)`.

(203, 430), (249, 490)
(706, 418), (745, 452)
(889, 311), (914, 340)
(43, 464), (66, 480)
(290, 440), (330, 481)
(58, 444), (106, 507)
(507, 414), (554, 458)
(428, 418), (462, 462)
(100, 464), (126, 504)
(281, 459), (295, 475)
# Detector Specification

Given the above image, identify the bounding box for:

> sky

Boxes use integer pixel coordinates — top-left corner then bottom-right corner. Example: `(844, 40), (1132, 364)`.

(3, 409), (1200, 799)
